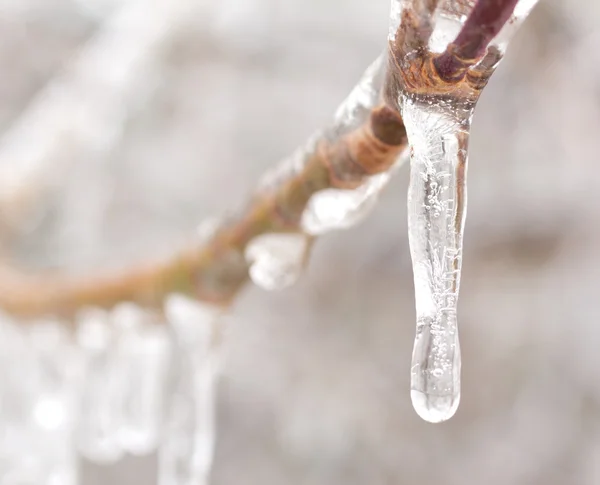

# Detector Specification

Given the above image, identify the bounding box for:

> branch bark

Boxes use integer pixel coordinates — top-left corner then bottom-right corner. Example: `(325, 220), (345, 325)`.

(434, 0), (520, 82)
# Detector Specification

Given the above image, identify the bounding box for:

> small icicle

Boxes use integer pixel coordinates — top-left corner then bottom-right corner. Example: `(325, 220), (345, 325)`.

(28, 318), (80, 485)
(301, 172), (390, 235)
(160, 295), (221, 485)
(403, 96), (471, 423)
(111, 303), (170, 456)
(0, 314), (80, 485)
(75, 308), (124, 463)
(245, 233), (310, 291)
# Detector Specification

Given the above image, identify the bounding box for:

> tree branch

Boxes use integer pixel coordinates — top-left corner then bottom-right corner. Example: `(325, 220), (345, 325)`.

(0, 0), (537, 321)
(434, 0), (520, 82)
(0, 92), (406, 319)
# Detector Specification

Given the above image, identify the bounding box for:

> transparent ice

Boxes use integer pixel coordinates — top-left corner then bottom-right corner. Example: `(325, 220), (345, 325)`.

(389, 0), (539, 424)
(75, 308), (124, 463)
(0, 314), (79, 485)
(403, 96), (471, 423)
(161, 295), (221, 485)
(302, 172), (391, 235)
(245, 233), (310, 291)
(111, 304), (170, 456)
(75, 304), (172, 462)
(301, 56), (397, 236)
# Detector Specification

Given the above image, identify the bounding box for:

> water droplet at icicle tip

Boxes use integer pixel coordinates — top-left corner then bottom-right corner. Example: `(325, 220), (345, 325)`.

(403, 95), (470, 424)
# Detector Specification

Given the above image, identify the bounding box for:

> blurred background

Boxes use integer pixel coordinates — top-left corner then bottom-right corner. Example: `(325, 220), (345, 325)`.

(1, 0), (600, 484)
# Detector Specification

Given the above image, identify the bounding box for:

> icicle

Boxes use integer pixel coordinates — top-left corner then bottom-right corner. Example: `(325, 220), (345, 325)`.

(160, 295), (221, 485)
(27, 319), (80, 485)
(75, 308), (124, 463)
(111, 304), (171, 456)
(389, 0), (540, 424)
(403, 96), (471, 423)
(0, 314), (79, 485)
(245, 233), (310, 291)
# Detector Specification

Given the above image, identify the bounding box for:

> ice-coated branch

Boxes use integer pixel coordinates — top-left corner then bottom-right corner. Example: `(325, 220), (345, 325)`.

(0, 87), (406, 319)
(0, 0), (539, 329)
(433, 0), (520, 82)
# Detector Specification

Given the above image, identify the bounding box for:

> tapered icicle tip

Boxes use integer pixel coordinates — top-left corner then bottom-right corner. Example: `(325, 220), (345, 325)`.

(410, 322), (462, 424)
(410, 390), (460, 424)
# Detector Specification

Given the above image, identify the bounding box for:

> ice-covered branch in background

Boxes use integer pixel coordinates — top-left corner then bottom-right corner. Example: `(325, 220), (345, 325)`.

(0, 52), (407, 317)
(388, 0), (539, 422)
(0, 0), (196, 236)
(0, 295), (221, 484)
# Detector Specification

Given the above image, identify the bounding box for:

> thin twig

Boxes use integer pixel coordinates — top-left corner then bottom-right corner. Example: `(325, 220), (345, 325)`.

(434, 0), (520, 82)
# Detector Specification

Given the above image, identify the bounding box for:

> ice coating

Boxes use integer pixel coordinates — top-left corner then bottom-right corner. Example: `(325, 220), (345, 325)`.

(389, 0), (540, 55)
(493, 0), (541, 51)
(245, 233), (310, 291)
(403, 96), (470, 423)
(302, 172), (390, 235)
(333, 56), (384, 129)
(299, 56), (395, 235)
(75, 309), (124, 463)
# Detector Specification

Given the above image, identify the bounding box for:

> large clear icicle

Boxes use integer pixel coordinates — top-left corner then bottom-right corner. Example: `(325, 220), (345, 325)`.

(403, 97), (471, 423)
(160, 295), (221, 485)
(392, 0), (539, 424)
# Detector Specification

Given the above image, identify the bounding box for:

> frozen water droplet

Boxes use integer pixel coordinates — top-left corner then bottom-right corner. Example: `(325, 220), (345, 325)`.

(411, 389), (460, 424)
(403, 97), (470, 423)
(302, 172), (390, 235)
(195, 216), (223, 244)
(245, 233), (309, 291)
(411, 331), (461, 423)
